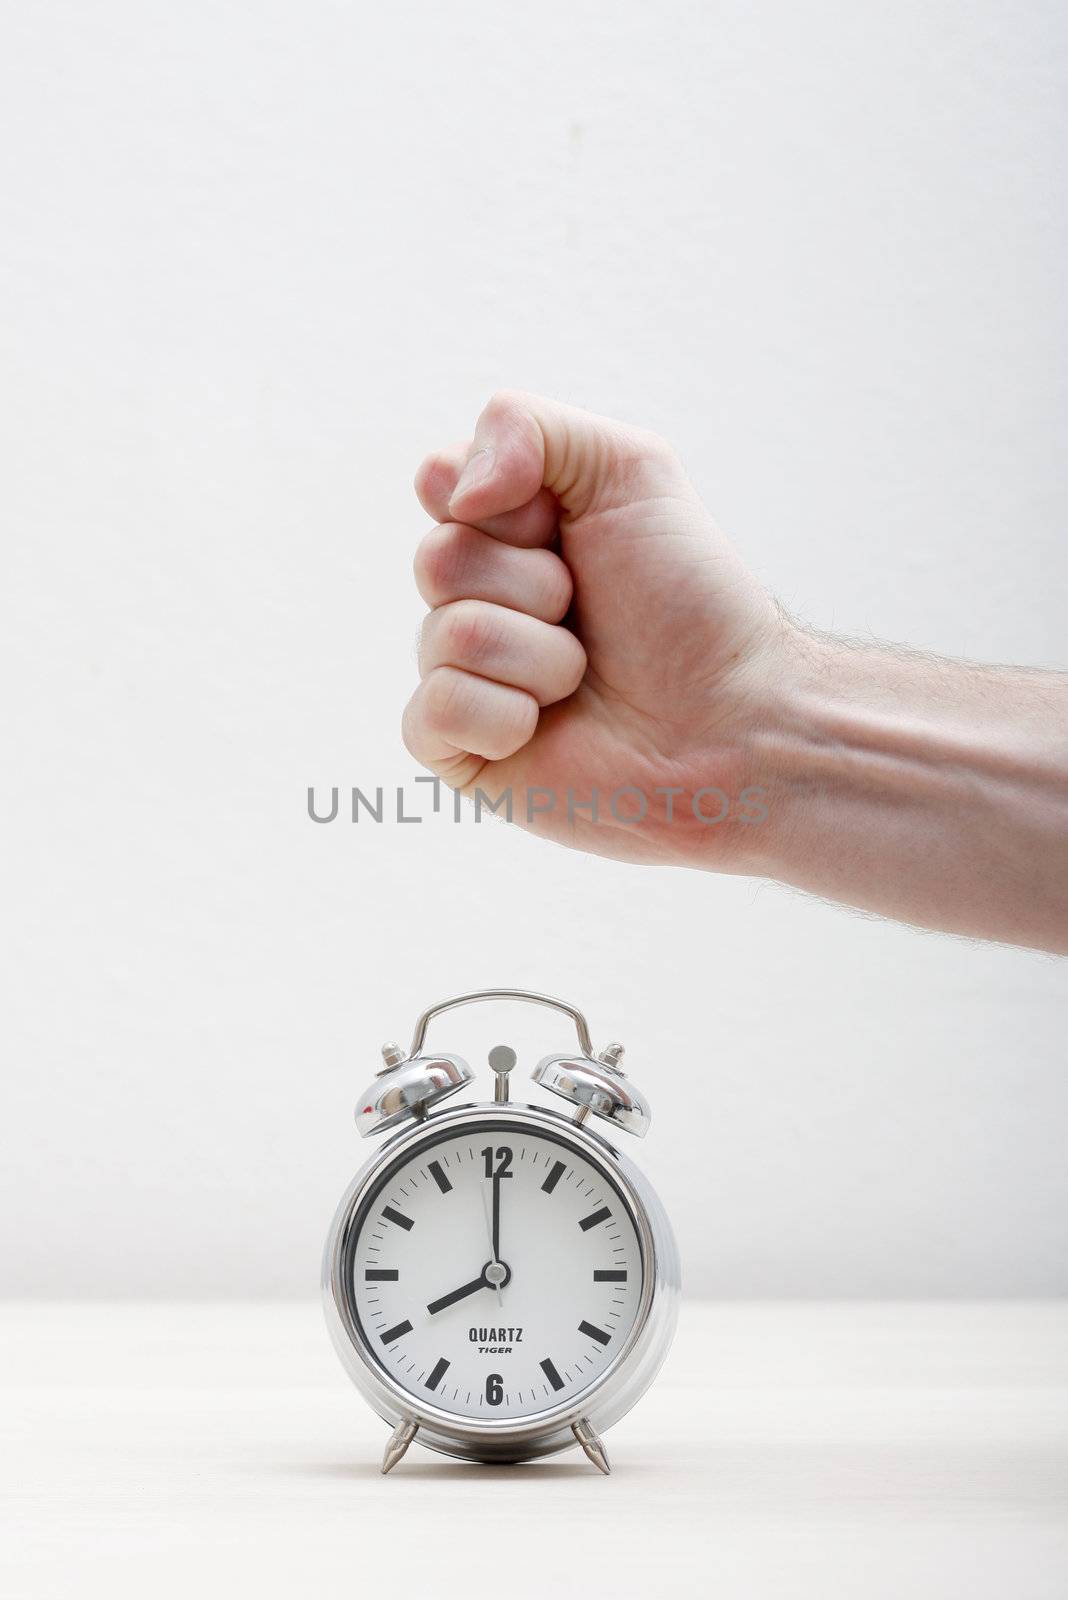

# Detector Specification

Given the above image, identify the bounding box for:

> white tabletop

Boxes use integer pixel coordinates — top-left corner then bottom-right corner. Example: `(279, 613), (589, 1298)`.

(3, 1301), (1066, 1598)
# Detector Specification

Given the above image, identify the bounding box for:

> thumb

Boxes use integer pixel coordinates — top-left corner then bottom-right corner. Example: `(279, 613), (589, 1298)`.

(448, 389), (683, 525)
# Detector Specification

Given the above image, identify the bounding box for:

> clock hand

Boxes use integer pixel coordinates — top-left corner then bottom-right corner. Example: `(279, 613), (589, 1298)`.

(426, 1273), (490, 1316)
(480, 1180), (502, 1309)
(492, 1169), (501, 1264)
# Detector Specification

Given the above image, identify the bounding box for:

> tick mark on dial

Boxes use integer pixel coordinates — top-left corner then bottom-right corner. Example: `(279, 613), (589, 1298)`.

(541, 1160), (566, 1194)
(381, 1320), (413, 1344)
(579, 1320), (611, 1345)
(428, 1160), (452, 1195)
(594, 1269), (627, 1282)
(540, 1358), (565, 1392)
(579, 1206), (611, 1231)
(425, 1356), (450, 1392)
(365, 1269), (399, 1281)
(382, 1206), (414, 1231)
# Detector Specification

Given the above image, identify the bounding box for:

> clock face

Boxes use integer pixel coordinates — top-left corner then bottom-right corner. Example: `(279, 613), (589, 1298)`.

(345, 1117), (646, 1422)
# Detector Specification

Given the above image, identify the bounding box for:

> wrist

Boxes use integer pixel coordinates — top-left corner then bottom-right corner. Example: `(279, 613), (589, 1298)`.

(644, 614), (813, 874)
(679, 619), (916, 879)
(725, 622), (845, 880)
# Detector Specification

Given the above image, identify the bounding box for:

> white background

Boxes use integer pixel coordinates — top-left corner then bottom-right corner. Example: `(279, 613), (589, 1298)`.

(2, 0), (1065, 1300)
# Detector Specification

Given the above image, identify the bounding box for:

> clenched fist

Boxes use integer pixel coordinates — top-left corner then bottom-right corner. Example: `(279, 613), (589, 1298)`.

(401, 390), (1068, 952)
(403, 390), (783, 868)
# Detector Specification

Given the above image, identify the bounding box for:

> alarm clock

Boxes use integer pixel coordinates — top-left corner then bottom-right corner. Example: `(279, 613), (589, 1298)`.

(322, 987), (680, 1475)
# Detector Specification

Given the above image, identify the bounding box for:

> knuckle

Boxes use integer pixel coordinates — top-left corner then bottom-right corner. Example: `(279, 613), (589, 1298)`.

(414, 523), (472, 604)
(412, 666), (539, 763)
(418, 666), (467, 737)
(480, 388), (536, 437)
(412, 450), (447, 506)
(483, 388), (520, 421)
(400, 695), (426, 759)
(436, 599), (497, 667)
(412, 452), (436, 495)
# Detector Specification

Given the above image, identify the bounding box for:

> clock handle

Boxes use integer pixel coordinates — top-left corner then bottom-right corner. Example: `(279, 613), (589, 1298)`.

(407, 988), (595, 1059)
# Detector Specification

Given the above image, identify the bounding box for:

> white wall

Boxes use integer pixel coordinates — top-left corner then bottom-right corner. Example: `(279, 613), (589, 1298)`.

(2, 0), (1065, 1297)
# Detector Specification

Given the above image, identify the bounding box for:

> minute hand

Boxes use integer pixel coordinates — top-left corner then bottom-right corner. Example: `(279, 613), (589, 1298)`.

(492, 1171), (501, 1262)
(426, 1274), (489, 1316)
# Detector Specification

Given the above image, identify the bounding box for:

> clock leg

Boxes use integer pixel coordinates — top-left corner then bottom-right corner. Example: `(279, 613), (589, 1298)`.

(572, 1418), (611, 1476)
(381, 1419), (419, 1475)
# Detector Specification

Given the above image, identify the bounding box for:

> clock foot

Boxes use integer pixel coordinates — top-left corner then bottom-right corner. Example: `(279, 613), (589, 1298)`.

(381, 1419), (419, 1475)
(572, 1418), (611, 1475)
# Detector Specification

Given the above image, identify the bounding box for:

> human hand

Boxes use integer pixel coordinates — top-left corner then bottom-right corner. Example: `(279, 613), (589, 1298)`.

(403, 390), (785, 867)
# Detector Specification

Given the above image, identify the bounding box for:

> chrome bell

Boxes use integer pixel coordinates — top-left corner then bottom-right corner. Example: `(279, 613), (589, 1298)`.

(355, 1042), (475, 1137)
(530, 1042), (651, 1138)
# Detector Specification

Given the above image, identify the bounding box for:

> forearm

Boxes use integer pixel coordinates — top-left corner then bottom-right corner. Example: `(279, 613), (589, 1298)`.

(739, 628), (1068, 953)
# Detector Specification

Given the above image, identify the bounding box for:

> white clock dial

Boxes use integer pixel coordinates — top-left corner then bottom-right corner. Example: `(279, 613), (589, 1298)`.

(347, 1118), (645, 1421)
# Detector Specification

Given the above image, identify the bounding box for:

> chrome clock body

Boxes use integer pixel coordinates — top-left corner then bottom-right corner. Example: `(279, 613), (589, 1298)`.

(322, 989), (680, 1474)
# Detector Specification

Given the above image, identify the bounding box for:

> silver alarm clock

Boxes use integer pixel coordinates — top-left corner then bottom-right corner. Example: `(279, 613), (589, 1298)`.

(323, 988), (680, 1474)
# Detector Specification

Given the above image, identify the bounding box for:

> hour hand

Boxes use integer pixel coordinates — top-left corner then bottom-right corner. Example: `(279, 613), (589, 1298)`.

(426, 1273), (488, 1316)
